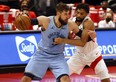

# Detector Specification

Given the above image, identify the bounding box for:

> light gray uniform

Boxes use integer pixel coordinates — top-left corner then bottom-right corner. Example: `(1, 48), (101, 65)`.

(24, 16), (69, 80)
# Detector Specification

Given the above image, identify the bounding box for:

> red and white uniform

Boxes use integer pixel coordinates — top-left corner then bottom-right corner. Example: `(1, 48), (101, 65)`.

(67, 16), (109, 80)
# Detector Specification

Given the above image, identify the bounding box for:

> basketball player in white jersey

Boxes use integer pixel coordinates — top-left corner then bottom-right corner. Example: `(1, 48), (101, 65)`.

(54, 3), (110, 82)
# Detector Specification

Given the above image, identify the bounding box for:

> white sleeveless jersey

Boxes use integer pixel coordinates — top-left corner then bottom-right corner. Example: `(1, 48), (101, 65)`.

(68, 17), (107, 75)
(74, 16), (101, 62)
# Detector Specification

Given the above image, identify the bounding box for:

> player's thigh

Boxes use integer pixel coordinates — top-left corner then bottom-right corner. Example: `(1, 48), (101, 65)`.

(96, 60), (110, 80)
(67, 54), (85, 75)
(94, 59), (109, 74)
(25, 56), (49, 79)
(49, 55), (69, 79)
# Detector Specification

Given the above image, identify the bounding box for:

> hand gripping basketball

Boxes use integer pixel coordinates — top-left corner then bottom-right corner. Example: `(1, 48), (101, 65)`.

(13, 14), (31, 30)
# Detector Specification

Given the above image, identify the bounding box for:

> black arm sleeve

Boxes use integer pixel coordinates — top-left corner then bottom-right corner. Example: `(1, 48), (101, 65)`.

(76, 29), (92, 42)
(88, 36), (92, 42)
(76, 29), (82, 37)
(30, 18), (39, 25)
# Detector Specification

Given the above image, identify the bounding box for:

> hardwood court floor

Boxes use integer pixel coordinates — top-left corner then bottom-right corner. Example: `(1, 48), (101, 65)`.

(0, 66), (116, 82)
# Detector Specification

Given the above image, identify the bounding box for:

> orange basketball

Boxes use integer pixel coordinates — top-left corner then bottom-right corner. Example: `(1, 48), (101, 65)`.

(14, 14), (31, 30)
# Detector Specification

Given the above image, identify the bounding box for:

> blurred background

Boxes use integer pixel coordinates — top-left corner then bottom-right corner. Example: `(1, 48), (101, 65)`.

(0, 0), (115, 31)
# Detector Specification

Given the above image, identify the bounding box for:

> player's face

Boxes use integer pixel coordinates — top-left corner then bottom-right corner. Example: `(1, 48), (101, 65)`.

(102, 2), (108, 8)
(21, 0), (28, 9)
(21, 0), (28, 6)
(75, 9), (88, 22)
(59, 10), (70, 25)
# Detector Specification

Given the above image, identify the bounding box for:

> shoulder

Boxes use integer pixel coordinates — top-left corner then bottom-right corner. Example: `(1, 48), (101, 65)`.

(37, 16), (50, 25)
(83, 18), (95, 30)
(84, 19), (94, 26)
(68, 20), (78, 27)
(37, 16), (50, 21)
(68, 20), (79, 33)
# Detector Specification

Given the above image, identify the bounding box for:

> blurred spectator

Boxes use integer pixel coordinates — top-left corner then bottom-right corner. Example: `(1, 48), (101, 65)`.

(98, 12), (115, 28)
(20, 0), (36, 17)
(0, 0), (20, 9)
(0, 5), (16, 31)
(29, 0), (57, 16)
(19, 0), (37, 30)
(99, 0), (114, 21)
(99, 0), (112, 12)
(108, 0), (116, 13)
(67, 3), (76, 20)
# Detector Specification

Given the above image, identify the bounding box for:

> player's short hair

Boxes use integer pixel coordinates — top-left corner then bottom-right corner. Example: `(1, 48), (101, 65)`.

(76, 3), (89, 13)
(56, 2), (70, 13)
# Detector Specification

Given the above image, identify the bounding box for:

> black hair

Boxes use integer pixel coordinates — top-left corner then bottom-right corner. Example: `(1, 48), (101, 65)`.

(76, 3), (89, 13)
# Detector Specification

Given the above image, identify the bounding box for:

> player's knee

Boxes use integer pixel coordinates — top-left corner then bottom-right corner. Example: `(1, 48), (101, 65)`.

(20, 76), (31, 82)
(56, 74), (70, 82)
(24, 72), (42, 81)
(98, 71), (110, 81)
(60, 76), (70, 82)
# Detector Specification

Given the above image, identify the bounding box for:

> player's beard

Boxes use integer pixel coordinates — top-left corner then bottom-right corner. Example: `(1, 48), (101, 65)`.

(75, 17), (84, 22)
(59, 17), (68, 25)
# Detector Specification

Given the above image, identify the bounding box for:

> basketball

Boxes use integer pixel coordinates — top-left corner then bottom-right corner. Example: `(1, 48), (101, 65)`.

(13, 14), (31, 30)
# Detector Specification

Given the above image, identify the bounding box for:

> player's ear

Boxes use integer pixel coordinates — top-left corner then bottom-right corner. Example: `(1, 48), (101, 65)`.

(57, 11), (61, 16)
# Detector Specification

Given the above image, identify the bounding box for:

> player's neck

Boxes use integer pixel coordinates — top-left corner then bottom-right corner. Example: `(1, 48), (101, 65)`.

(75, 22), (82, 26)
(54, 16), (62, 28)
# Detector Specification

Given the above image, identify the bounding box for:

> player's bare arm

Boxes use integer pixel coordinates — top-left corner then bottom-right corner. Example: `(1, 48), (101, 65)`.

(81, 19), (95, 43)
(88, 30), (96, 40)
(67, 20), (79, 39)
(37, 16), (50, 30)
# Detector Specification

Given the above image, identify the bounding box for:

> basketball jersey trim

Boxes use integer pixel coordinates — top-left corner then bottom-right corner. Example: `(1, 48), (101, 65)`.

(90, 55), (102, 70)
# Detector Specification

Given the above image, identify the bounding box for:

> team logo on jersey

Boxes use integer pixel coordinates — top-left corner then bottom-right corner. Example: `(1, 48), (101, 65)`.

(15, 36), (38, 62)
